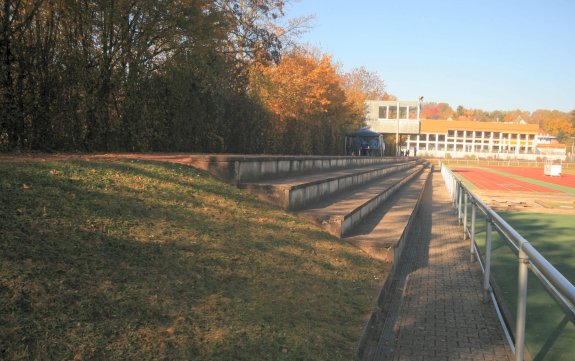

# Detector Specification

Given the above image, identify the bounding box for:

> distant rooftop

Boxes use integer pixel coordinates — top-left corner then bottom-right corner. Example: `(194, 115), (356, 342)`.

(420, 119), (539, 134)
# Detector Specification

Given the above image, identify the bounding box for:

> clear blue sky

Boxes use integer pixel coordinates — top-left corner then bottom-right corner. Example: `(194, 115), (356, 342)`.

(285, 0), (575, 112)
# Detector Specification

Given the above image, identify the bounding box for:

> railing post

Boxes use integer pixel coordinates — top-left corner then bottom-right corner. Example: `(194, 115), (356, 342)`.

(458, 184), (463, 224)
(470, 201), (476, 262)
(451, 178), (456, 206)
(515, 247), (529, 361)
(463, 191), (468, 240)
(454, 180), (457, 204)
(483, 215), (493, 302)
(454, 180), (458, 207)
(455, 179), (459, 208)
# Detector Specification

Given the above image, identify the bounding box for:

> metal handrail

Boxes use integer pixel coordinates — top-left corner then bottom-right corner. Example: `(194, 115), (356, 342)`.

(465, 185), (575, 306)
(440, 163), (575, 361)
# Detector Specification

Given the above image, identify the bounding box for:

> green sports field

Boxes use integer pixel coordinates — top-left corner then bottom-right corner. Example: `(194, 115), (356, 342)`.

(472, 210), (575, 361)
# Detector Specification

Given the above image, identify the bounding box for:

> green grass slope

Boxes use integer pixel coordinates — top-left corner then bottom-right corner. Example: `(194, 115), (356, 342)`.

(0, 159), (385, 360)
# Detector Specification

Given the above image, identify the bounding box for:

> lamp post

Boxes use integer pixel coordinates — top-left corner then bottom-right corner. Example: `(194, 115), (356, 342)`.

(396, 101), (400, 156)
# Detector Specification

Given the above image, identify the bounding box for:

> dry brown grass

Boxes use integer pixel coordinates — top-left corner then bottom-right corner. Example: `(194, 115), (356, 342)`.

(0, 159), (384, 360)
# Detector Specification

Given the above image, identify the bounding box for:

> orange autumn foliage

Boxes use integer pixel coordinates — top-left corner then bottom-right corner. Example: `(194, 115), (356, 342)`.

(258, 48), (343, 119)
(543, 116), (574, 138)
(531, 109), (575, 140)
(250, 47), (364, 154)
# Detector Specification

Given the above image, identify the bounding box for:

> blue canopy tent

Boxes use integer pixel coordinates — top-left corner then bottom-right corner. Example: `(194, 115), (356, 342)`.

(344, 127), (385, 157)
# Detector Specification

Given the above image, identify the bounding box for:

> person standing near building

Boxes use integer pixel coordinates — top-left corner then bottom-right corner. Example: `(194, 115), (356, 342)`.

(361, 140), (369, 156)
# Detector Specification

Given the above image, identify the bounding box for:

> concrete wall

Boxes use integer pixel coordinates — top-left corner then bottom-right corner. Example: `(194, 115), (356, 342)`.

(187, 154), (406, 184)
(288, 161), (419, 210)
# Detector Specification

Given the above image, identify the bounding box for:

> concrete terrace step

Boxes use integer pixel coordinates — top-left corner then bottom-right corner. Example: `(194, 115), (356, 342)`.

(181, 154), (411, 184)
(344, 167), (431, 265)
(295, 165), (426, 237)
(240, 160), (422, 210)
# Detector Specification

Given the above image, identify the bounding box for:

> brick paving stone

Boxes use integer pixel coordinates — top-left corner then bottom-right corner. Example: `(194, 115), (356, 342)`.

(373, 170), (513, 361)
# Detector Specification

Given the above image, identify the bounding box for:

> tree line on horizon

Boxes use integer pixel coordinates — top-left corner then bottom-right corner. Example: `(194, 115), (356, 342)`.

(2, 1), (573, 155)
(0, 0), (393, 155)
(421, 103), (575, 144)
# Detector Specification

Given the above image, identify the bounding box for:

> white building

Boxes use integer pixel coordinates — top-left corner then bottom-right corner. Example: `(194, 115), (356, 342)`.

(406, 119), (566, 160)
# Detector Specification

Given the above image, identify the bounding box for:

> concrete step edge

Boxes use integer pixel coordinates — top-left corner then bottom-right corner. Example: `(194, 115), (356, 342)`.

(354, 166), (433, 361)
(341, 165), (426, 236)
(298, 164), (426, 237)
(288, 161), (419, 210)
(239, 160), (422, 210)
(345, 168), (431, 263)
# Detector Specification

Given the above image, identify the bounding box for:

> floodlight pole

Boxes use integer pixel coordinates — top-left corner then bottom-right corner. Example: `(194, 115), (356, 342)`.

(396, 101), (400, 156)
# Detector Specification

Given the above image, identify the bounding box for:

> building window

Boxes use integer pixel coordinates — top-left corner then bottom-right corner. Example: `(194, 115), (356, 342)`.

(438, 135), (446, 142)
(378, 106), (387, 119)
(448, 130), (455, 137)
(388, 106), (397, 119)
(399, 106), (407, 119)
(429, 134), (436, 141)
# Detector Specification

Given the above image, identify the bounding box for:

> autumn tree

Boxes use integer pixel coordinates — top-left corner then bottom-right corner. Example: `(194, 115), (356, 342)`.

(1, 0), (46, 150)
(540, 113), (574, 141)
(216, 0), (312, 65)
(502, 110), (531, 124)
(341, 67), (392, 101)
(420, 102), (454, 120)
(251, 47), (362, 154)
(339, 67), (393, 129)
(0, 0), (289, 153)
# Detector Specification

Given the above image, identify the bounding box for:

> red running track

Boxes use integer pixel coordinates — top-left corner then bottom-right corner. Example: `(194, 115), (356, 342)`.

(485, 166), (575, 189)
(451, 167), (562, 193)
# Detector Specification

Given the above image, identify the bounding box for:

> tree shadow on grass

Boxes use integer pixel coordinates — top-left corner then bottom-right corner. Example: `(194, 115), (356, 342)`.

(0, 160), (383, 360)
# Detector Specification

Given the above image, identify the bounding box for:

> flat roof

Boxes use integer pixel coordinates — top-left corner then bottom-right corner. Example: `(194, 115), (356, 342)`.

(366, 100), (420, 107)
(536, 143), (566, 149)
(420, 119), (539, 134)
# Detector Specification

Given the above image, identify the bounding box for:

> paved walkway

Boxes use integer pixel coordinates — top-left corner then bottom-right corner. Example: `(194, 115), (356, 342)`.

(373, 170), (513, 361)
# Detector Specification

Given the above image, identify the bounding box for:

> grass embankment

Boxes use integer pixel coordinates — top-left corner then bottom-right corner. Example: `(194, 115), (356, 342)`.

(473, 211), (575, 361)
(0, 159), (384, 360)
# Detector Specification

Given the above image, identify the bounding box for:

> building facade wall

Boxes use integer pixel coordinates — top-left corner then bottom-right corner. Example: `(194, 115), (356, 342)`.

(406, 121), (565, 160)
